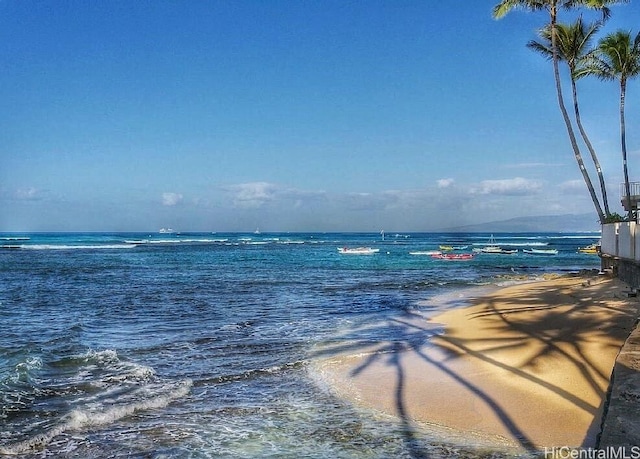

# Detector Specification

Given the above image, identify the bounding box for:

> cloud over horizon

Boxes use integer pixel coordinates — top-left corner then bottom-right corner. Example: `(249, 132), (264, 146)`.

(2, 175), (598, 232)
(437, 178), (455, 188)
(9, 187), (45, 201)
(224, 182), (327, 209)
(162, 192), (184, 206)
(469, 177), (543, 196)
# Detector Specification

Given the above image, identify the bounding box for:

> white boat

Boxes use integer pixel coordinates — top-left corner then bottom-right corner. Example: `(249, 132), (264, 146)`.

(337, 247), (380, 255)
(473, 246), (518, 254)
(409, 250), (441, 256)
(523, 248), (558, 255)
(474, 246), (518, 254)
(472, 235), (518, 254)
(159, 228), (176, 234)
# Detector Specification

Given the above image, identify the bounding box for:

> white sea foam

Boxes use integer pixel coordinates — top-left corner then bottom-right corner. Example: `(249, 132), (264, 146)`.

(71, 349), (156, 387)
(0, 379), (192, 455)
(79, 348), (119, 364)
(549, 234), (601, 239)
(2, 350), (190, 454)
(17, 244), (136, 250)
(127, 238), (230, 245)
(17, 356), (43, 371)
(3, 356), (43, 386)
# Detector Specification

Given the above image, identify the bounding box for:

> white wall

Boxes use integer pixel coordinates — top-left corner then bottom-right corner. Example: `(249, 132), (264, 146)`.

(601, 222), (639, 262)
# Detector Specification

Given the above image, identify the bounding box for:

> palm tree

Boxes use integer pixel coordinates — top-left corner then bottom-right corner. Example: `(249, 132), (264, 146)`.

(579, 30), (640, 221)
(528, 18), (612, 218)
(492, 0), (627, 223)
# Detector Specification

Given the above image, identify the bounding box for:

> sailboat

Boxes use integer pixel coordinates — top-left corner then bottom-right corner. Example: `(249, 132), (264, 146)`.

(473, 235), (517, 254)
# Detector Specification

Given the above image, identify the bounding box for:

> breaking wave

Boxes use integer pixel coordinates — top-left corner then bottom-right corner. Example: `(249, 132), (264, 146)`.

(0, 350), (192, 455)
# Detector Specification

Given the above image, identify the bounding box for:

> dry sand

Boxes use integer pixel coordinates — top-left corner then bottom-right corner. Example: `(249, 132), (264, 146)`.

(314, 275), (639, 453)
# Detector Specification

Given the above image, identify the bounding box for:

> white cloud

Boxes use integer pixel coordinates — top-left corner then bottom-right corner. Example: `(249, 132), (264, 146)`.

(502, 162), (563, 169)
(225, 182), (278, 208)
(470, 177), (542, 195)
(179, 178), (593, 231)
(342, 192), (389, 211)
(559, 180), (585, 192)
(224, 182), (326, 209)
(14, 187), (43, 201)
(437, 178), (454, 188)
(162, 192), (183, 206)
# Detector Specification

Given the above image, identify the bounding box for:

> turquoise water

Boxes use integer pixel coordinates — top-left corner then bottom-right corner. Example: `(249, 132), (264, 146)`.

(0, 232), (601, 458)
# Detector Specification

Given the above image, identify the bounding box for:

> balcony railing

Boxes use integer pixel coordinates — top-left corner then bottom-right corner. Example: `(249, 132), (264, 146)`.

(620, 182), (640, 211)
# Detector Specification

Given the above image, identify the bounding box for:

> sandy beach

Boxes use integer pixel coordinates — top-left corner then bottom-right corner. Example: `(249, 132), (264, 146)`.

(314, 275), (640, 454)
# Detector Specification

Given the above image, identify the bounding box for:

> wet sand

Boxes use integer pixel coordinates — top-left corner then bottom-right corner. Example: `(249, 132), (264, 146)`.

(314, 275), (640, 453)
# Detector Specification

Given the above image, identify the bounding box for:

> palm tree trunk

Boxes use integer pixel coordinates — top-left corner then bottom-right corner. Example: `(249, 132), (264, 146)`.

(570, 76), (611, 217)
(620, 79), (634, 221)
(550, 4), (606, 223)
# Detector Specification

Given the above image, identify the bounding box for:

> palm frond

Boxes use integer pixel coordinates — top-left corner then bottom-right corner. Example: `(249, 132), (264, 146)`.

(575, 53), (614, 81)
(492, 0), (547, 19)
(529, 19), (602, 70)
(634, 31), (640, 50)
(596, 30), (640, 79)
(563, 0), (630, 21)
(527, 39), (554, 60)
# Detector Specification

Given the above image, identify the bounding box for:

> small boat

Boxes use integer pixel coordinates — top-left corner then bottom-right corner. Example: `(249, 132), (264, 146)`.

(523, 248), (558, 255)
(337, 247), (380, 255)
(439, 245), (469, 251)
(431, 253), (475, 260)
(473, 246), (518, 254)
(409, 250), (441, 256)
(472, 235), (517, 254)
(159, 228), (176, 234)
(578, 244), (599, 254)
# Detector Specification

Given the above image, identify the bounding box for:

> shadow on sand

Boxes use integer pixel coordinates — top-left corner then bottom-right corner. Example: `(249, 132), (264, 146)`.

(310, 277), (638, 458)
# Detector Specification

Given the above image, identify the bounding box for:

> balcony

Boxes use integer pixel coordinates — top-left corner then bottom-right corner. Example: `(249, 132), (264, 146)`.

(621, 182), (640, 211)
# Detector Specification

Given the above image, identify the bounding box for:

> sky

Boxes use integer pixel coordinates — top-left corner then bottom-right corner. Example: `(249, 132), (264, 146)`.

(1, 0), (639, 232)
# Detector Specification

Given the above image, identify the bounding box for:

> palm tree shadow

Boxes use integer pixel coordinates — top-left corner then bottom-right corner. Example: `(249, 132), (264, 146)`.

(311, 311), (439, 457)
(440, 284), (636, 402)
(391, 318), (538, 452)
(309, 279), (638, 456)
(311, 309), (539, 456)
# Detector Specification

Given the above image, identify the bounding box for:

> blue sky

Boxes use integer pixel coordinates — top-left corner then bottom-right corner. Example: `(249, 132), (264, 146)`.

(1, 1), (639, 232)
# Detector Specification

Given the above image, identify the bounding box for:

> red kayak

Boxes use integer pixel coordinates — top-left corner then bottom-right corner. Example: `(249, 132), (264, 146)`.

(431, 253), (475, 260)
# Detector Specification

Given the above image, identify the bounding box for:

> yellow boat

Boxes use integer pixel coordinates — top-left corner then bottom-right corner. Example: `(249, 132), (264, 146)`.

(578, 244), (599, 254)
(439, 245), (469, 251)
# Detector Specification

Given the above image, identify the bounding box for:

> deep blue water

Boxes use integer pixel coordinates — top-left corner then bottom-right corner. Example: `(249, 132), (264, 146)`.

(0, 232), (601, 458)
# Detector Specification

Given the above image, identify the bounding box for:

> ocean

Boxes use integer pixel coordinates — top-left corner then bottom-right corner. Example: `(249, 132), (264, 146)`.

(0, 231), (601, 458)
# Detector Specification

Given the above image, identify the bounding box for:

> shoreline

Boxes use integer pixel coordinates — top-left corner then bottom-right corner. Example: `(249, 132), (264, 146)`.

(312, 274), (640, 454)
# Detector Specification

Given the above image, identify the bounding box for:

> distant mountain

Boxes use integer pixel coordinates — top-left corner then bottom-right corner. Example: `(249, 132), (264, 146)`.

(442, 213), (601, 233)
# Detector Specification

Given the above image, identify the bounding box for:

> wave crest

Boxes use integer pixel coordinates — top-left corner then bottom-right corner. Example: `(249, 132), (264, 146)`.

(0, 349), (191, 455)
(0, 378), (192, 455)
